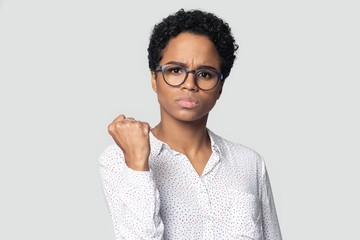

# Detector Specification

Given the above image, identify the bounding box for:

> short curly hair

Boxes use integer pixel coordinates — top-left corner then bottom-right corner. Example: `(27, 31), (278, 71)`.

(148, 9), (238, 81)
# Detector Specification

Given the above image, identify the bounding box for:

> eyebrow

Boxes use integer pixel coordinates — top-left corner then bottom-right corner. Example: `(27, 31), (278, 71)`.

(165, 61), (218, 71)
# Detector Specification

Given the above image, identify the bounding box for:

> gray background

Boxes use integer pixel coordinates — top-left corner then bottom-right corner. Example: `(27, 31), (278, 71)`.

(0, 0), (359, 239)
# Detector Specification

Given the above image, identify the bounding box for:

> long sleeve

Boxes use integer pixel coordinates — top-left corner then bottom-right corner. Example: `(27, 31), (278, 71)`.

(99, 145), (164, 240)
(259, 157), (282, 240)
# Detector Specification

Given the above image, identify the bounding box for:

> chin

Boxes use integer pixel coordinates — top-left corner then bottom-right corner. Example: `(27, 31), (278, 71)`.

(174, 110), (209, 123)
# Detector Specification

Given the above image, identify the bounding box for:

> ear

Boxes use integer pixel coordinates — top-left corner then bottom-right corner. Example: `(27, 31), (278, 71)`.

(151, 71), (158, 93)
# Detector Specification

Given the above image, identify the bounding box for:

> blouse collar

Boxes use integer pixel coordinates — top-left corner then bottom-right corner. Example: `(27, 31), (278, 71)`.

(149, 127), (222, 158)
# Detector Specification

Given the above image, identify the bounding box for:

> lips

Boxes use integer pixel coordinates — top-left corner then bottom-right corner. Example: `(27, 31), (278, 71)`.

(176, 96), (199, 109)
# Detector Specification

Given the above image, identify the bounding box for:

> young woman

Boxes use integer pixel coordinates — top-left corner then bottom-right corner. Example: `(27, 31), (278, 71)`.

(100, 9), (282, 240)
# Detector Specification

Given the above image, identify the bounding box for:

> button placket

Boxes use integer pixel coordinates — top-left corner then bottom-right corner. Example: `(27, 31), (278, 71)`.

(196, 179), (214, 240)
(179, 153), (215, 239)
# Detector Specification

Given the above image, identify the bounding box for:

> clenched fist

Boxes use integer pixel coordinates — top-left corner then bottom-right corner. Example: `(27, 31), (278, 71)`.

(108, 114), (151, 171)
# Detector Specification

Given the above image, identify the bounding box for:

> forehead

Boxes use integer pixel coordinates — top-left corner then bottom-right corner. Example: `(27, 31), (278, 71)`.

(160, 32), (221, 69)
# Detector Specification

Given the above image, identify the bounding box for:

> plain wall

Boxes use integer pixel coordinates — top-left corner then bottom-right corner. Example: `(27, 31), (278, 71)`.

(1, 0), (359, 239)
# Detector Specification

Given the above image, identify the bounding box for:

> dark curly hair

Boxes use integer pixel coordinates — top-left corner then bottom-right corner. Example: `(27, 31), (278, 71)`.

(148, 9), (238, 81)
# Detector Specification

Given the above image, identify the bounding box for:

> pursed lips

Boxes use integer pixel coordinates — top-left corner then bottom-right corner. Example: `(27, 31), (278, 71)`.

(175, 96), (199, 109)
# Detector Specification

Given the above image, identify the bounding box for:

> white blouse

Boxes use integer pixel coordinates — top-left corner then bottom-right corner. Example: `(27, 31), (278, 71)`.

(99, 128), (282, 239)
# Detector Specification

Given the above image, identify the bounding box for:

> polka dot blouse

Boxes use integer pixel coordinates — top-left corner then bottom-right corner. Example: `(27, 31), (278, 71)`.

(99, 128), (282, 239)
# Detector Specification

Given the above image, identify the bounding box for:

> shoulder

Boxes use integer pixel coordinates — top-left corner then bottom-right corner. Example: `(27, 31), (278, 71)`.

(209, 129), (263, 165)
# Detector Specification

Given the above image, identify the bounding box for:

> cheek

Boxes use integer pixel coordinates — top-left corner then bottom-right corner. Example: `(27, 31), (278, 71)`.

(207, 97), (218, 109)
(204, 89), (221, 105)
(156, 85), (174, 104)
(200, 95), (219, 112)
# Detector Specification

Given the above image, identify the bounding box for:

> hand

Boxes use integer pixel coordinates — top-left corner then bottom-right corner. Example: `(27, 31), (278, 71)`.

(108, 114), (151, 171)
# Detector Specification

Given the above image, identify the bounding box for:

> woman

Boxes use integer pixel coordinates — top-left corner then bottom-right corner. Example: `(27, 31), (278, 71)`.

(100, 9), (282, 240)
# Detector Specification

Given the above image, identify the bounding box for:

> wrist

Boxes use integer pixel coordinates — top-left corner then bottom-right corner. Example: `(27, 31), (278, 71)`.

(124, 155), (149, 171)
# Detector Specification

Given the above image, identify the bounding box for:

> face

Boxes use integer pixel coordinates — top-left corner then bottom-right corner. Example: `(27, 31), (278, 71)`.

(151, 32), (224, 123)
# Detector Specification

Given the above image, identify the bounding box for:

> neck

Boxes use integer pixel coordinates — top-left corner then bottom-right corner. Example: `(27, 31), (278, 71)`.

(153, 113), (211, 156)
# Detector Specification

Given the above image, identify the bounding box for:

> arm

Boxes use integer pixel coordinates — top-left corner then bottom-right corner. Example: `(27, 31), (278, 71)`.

(99, 145), (164, 239)
(259, 157), (282, 240)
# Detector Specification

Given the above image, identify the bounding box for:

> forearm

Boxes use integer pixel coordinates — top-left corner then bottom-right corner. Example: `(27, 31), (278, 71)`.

(99, 146), (164, 239)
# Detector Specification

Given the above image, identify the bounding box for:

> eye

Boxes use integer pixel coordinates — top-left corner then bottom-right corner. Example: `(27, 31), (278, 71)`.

(172, 68), (181, 74)
(165, 66), (183, 75)
(197, 70), (214, 79)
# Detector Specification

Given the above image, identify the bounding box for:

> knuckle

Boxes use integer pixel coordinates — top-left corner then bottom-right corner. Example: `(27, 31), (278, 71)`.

(115, 122), (124, 129)
(114, 114), (125, 122)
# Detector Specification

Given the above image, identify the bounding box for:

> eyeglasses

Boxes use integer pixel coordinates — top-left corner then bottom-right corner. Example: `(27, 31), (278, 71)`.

(155, 64), (223, 91)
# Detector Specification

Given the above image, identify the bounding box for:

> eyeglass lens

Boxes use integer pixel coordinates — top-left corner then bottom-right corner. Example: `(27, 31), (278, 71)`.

(163, 65), (218, 90)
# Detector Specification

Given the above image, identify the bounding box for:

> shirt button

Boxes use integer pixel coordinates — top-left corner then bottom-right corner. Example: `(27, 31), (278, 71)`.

(202, 212), (211, 220)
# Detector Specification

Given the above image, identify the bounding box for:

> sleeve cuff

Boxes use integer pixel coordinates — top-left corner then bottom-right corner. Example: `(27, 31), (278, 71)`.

(123, 164), (156, 189)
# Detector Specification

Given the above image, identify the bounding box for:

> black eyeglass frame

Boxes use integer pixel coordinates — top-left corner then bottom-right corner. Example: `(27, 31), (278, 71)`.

(155, 64), (224, 91)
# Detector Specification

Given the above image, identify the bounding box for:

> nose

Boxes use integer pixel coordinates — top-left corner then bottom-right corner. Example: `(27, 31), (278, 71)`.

(180, 70), (198, 91)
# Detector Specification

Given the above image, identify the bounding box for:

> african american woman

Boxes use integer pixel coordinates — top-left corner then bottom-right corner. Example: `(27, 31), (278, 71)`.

(99, 9), (282, 240)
